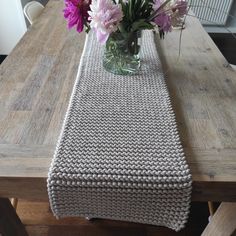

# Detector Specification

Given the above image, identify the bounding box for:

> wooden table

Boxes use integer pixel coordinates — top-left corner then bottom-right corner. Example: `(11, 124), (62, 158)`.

(0, 0), (236, 235)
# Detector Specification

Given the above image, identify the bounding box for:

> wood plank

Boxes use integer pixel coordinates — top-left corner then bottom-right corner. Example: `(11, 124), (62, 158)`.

(201, 202), (236, 236)
(192, 181), (236, 202)
(16, 200), (209, 236)
(25, 225), (148, 236)
(154, 15), (236, 200)
(1, 176), (236, 202)
(0, 177), (48, 200)
(17, 200), (208, 236)
(0, 198), (28, 236)
(0, 0), (236, 202)
(0, 0), (85, 200)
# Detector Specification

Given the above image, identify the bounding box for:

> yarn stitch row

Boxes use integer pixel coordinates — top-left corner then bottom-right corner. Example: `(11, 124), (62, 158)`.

(47, 30), (192, 232)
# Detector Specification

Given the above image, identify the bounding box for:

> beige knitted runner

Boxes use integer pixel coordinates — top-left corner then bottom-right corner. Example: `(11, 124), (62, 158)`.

(47, 30), (192, 231)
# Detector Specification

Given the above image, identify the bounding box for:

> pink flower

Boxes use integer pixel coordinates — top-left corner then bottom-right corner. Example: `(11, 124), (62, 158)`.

(154, 13), (172, 32)
(88, 0), (123, 44)
(63, 0), (91, 33)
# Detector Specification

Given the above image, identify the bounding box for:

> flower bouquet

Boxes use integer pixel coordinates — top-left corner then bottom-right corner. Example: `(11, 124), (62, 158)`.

(64, 0), (188, 75)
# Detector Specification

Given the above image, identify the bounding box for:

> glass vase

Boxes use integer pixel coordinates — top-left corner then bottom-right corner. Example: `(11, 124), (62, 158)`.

(103, 31), (141, 75)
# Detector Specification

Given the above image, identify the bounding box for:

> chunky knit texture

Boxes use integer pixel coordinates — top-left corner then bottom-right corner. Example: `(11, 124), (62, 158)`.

(47, 30), (192, 231)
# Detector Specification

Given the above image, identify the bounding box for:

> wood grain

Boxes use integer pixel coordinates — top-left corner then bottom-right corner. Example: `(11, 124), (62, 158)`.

(154, 15), (236, 200)
(0, 0), (85, 199)
(0, 1), (236, 201)
(201, 202), (236, 236)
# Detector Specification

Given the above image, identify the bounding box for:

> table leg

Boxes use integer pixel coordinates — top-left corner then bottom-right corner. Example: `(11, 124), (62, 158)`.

(10, 198), (18, 210)
(201, 202), (236, 236)
(207, 201), (215, 216)
(0, 198), (28, 236)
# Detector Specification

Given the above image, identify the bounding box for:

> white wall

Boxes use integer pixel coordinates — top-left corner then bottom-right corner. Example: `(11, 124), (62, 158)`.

(0, 0), (27, 54)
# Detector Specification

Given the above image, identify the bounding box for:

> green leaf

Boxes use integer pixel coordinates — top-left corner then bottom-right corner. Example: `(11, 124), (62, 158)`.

(131, 19), (154, 31)
(148, 0), (172, 21)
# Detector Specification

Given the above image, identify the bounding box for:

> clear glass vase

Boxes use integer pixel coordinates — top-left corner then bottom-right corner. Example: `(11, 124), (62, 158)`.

(103, 31), (141, 75)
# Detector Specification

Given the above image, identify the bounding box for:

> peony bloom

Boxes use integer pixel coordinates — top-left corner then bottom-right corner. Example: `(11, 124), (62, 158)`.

(173, 0), (188, 16)
(63, 0), (91, 33)
(152, 0), (188, 33)
(153, 0), (162, 11)
(170, 0), (188, 27)
(88, 0), (123, 44)
(154, 13), (172, 32)
(152, 0), (172, 32)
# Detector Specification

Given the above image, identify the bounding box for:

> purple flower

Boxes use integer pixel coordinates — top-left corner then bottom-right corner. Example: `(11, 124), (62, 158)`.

(152, 0), (188, 33)
(172, 0), (188, 16)
(63, 0), (91, 33)
(153, 0), (162, 11)
(152, 0), (172, 32)
(154, 13), (172, 32)
(88, 0), (123, 44)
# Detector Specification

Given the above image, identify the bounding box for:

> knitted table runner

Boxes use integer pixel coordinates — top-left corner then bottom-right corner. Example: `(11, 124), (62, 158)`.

(47, 30), (192, 231)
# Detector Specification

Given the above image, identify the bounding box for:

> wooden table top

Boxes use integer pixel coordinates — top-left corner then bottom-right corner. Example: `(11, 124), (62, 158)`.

(0, 0), (236, 202)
